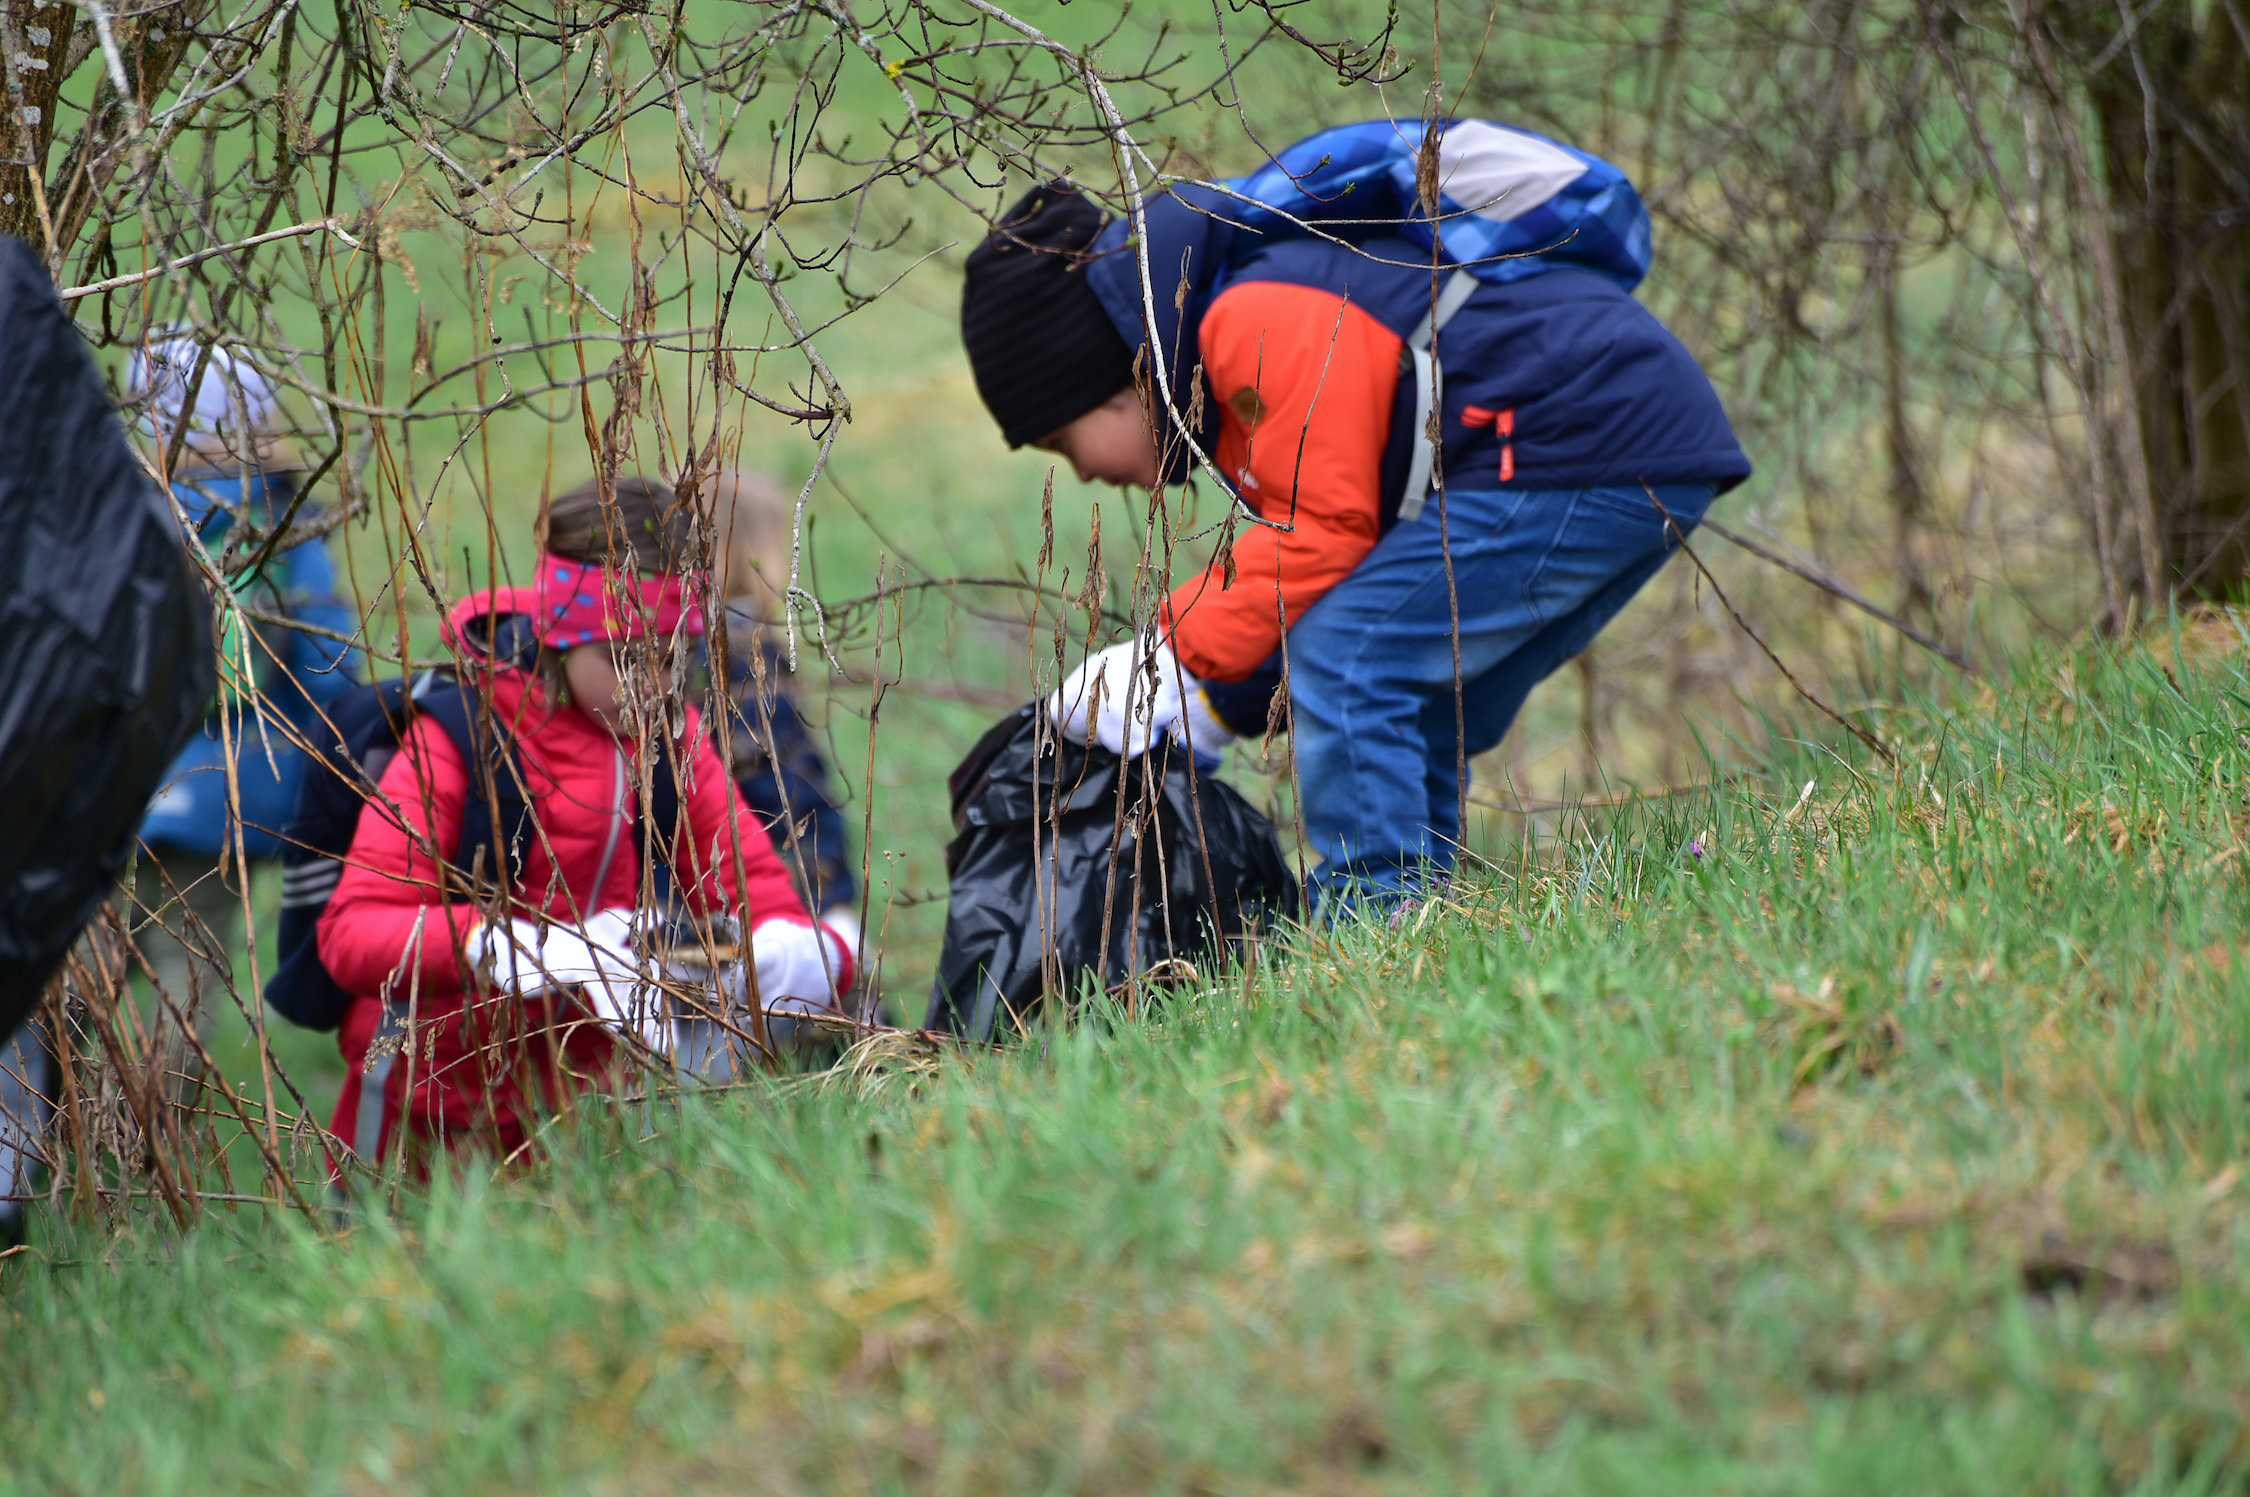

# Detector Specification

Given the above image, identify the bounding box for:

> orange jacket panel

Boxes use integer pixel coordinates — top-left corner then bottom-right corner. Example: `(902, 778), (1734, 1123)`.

(1162, 281), (1402, 682)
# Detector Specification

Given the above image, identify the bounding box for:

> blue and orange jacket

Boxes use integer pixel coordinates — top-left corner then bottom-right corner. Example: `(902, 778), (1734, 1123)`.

(1084, 187), (1751, 683)
(139, 465), (360, 858)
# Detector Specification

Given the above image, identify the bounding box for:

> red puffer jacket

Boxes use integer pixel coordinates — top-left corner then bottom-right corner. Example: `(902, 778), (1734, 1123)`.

(319, 660), (832, 1171)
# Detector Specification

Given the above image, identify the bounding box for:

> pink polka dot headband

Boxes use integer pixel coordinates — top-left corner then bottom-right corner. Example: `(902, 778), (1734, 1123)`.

(531, 552), (705, 649)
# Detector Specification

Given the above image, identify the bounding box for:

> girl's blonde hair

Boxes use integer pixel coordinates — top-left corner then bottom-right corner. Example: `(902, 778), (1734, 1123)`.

(706, 468), (791, 618)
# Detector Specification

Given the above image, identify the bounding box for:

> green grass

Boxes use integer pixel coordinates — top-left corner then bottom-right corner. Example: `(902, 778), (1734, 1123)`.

(9, 616), (2250, 1493)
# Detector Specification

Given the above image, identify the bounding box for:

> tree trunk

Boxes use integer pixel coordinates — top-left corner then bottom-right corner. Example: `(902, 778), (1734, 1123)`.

(0, 0), (211, 270)
(0, 0), (78, 251)
(2079, 4), (2250, 594)
(1878, 232), (1935, 621)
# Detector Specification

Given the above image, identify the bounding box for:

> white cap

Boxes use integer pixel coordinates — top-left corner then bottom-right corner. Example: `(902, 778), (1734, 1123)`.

(126, 332), (280, 438)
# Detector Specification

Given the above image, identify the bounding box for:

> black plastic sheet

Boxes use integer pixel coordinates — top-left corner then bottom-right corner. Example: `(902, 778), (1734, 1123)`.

(0, 238), (215, 1042)
(924, 704), (1299, 1040)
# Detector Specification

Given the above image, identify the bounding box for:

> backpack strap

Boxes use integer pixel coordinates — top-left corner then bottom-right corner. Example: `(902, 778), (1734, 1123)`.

(647, 752), (680, 844)
(638, 743), (684, 907)
(1395, 269), (1480, 527)
(265, 669), (448, 1031)
(415, 681), (535, 892)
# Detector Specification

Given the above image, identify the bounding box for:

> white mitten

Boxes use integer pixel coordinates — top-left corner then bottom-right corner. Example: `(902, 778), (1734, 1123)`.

(469, 908), (664, 1043)
(816, 906), (862, 972)
(1052, 636), (1169, 758)
(1051, 634), (1235, 767)
(721, 918), (852, 1017)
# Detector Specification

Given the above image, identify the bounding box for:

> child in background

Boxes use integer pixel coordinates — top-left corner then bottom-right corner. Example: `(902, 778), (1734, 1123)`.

(706, 469), (860, 934)
(129, 335), (358, 1096)
(316, 476), (855, 1170)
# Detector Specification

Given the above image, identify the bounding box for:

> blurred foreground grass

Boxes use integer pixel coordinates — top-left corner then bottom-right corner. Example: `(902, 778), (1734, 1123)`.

(11, 613), (2250, 1492)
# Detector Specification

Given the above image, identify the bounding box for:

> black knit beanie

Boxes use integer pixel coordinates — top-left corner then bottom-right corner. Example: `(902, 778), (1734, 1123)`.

(960, 182), (1136, 448)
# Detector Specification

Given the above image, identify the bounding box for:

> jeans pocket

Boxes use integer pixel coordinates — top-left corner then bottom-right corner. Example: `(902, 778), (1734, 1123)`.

(1512, 488), (1595, 629)
(1517, 485), (1706, 626)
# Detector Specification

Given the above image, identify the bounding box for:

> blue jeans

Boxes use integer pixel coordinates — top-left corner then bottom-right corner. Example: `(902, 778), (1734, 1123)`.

(1287, 482), (1715, 908)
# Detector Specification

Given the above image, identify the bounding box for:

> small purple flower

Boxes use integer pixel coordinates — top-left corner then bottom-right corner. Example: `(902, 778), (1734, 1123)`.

(1686, 837), (1706, 860)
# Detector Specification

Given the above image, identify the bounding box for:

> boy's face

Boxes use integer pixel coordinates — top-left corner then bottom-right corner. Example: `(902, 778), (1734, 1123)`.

(1034, 387), (1160, 489)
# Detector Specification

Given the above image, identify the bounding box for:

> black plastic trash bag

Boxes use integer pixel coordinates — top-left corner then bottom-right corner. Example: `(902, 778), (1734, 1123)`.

(924, 703), (1299, 1040)
(0, 237), (215, 1043)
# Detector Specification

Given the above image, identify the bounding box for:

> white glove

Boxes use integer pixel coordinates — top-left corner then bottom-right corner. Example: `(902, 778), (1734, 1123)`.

(1050, 634), (1236, 767)
(721, 917), (854, 1018)
(816, 906), (862, 971)
(469, 908), (664, 1043)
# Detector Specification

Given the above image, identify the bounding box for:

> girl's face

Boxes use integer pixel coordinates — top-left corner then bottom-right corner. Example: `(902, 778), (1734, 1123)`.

(1035, 387), (1160, 489)
(563, 634), (710, 738)
(563, 643), (630, 735)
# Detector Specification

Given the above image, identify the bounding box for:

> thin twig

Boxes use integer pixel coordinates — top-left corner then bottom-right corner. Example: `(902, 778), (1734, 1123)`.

(1646, 486), (1894, 764)
(1699, 518), (1979, 676)
(58, 218), (360, 300)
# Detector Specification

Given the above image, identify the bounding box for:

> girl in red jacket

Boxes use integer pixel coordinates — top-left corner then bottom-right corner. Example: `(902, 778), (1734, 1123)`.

(319, 477), (853, 1172)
